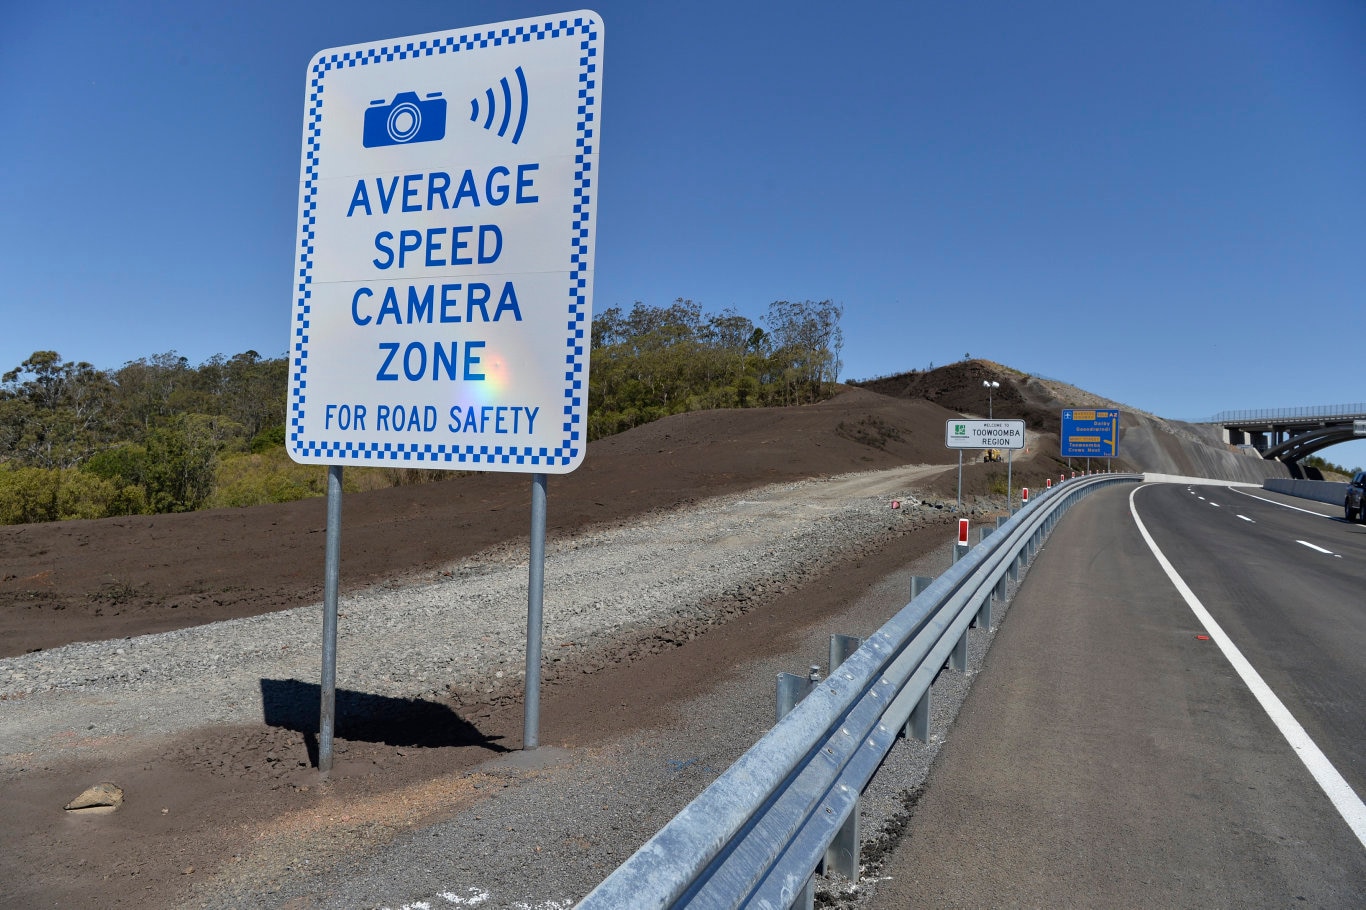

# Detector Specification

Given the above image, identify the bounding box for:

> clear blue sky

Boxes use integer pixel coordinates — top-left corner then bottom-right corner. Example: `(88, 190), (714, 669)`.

(3, 1), (1364, 467)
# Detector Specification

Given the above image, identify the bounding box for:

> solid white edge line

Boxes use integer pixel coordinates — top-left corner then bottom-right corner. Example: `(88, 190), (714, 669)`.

(1228, 486), (1336, 519)
(1130, 484), (1366, 849)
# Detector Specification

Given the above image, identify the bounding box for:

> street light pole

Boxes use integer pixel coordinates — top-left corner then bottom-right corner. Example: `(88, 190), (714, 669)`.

(983, 380), (999, 419)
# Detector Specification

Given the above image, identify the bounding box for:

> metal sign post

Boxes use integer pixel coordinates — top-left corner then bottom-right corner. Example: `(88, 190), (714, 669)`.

(956, 451), (963, 509)
(319, 466), (343, 774)
(289, 11), (605, 764)
(524, 473), (547, 749)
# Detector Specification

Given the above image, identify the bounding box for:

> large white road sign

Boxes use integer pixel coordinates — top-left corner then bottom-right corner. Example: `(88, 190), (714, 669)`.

(288, 11), (604, 473)
(945, 419), (1026, 450)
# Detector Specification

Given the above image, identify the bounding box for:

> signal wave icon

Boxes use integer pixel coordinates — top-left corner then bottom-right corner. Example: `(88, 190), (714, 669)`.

(469, 66), (529, 144)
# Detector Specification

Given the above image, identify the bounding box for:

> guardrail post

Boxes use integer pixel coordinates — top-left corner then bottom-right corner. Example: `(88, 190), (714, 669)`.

(824, 636), (865, 882)
(979, 526), (994, 544)
(829, 634), (863, 672)
(975, 591), (992, 631)
(776, 671), (817, 723)
(788, 874), (815, 910)
(949, 630), (968, 672)
(825, 784), (861, 881)
(905, 690), (930, 743)
(910, 575), (934, 600)
(952, 542), (969, 563)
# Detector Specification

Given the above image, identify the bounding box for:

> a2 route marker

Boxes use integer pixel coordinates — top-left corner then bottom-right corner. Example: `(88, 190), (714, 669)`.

(288, 11), (605, 772)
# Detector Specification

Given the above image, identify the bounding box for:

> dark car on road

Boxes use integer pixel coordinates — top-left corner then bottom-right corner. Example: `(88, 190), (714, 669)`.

(1346, 471), (1366, 522)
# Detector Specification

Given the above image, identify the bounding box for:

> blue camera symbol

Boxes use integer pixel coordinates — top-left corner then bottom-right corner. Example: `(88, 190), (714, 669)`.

(363, 91), (447, 148)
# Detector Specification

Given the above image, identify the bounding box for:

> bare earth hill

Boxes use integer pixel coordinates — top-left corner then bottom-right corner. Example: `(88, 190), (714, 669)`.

(0, 361), (1283, 658)
(853, 361), (1288, 488)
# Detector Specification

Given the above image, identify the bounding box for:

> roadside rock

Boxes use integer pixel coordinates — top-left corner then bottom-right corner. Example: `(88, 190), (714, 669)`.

(64, 782), (124, 814)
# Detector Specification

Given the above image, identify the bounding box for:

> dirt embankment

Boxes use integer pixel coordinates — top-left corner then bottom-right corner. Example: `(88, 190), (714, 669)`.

(1, 363), (1286, 658)
(0, 388), (960, 657)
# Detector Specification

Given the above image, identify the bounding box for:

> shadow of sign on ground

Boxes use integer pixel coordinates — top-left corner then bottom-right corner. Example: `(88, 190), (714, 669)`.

(259, 677), (510, 766)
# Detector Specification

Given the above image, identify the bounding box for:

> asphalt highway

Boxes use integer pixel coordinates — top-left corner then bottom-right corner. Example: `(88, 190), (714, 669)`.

(868, 481), (1366, 909)
(1143, 482), (1366, 800)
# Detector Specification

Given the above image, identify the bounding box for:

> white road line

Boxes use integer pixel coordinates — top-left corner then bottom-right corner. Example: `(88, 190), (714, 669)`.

(1228, 487), (1336, 519)
(1238, 515), (1255, 523)
(1130, 486), (1366, 850)
(1210, 503), (1221, 508)
(1297, 540), (1334, 555)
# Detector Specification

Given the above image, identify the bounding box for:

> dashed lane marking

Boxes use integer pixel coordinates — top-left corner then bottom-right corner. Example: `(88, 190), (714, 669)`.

(1130, 486), (1366, 850)
(1297, 540), (1342, 558)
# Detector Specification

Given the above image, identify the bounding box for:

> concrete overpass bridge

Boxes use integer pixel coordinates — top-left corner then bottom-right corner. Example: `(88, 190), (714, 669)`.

(1212, 403), (1366, 463)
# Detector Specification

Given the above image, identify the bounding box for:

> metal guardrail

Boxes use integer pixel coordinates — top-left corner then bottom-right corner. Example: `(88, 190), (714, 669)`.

(1206, 404), (1366, 424)
(576, 472), (1144, 910)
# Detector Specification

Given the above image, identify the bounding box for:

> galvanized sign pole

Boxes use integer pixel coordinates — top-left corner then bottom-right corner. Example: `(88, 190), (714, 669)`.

(319, 465), (343, 775)
(524, 473), (548, 749)
(956, 450), (963, 509)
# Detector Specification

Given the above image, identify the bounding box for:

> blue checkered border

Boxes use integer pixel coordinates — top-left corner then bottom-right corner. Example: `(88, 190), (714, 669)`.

(289, 15), (600, 469)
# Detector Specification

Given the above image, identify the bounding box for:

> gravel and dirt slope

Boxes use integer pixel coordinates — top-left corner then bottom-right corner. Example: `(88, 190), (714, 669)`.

(2, 463), (977, 909)
(0, 388), (959, 658)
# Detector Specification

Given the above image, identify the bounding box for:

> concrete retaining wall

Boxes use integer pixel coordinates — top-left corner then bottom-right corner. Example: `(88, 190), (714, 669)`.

(1263, 478), (1349, 507)
(1144, 474), (1259, 487)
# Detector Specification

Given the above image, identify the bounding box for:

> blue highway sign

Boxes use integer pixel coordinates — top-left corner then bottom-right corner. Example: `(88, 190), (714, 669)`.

(1061, 409), (1120, 457)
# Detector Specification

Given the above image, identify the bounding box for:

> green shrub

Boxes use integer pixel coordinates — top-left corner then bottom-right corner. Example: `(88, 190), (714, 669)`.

(0, 464), (135, 524)
(210, 450), (328, 507)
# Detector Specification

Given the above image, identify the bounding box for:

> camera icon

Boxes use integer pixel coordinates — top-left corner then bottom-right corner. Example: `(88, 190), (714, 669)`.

(362, 91), (447, 148)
